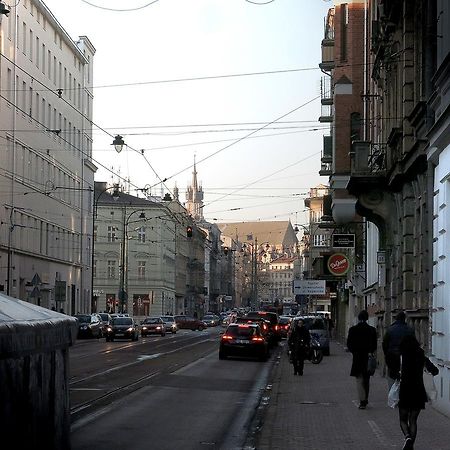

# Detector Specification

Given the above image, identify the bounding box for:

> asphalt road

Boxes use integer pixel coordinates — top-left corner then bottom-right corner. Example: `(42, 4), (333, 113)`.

(70, 327), (276, 450)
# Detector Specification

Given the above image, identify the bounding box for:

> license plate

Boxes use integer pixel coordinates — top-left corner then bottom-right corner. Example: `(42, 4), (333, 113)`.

(115, 333), (124, 336)
(236, 339), (249, 344)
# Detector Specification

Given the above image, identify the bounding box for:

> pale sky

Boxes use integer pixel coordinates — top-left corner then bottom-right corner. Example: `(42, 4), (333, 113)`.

(43, 0), (332, 226)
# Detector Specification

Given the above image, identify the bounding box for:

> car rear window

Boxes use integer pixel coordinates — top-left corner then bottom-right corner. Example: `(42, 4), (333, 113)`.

(143, 318), (161, 324)
(226, 325), (257, 337)
(99, 314), (109, 321)
(76, 315), (90, 323)
(247, 312), (278, 325)
(161, 316), (174, 322)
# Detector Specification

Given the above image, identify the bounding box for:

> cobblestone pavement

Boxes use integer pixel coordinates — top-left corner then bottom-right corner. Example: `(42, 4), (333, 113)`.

(253, 341), (450, 450)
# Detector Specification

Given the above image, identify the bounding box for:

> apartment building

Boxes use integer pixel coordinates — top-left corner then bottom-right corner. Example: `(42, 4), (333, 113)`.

(0, 0), (95, 313)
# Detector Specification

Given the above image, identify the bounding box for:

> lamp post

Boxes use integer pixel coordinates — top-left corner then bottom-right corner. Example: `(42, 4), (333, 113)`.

(119, 209), (146, 314)
(91, 183), (120, 313)
(242, 237), (258, 311)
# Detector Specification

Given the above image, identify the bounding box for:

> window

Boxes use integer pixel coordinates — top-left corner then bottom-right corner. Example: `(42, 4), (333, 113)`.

(107, 261), (116, 279)
(42, 43), (45, 74)
(6, 68), (12, 102)
(29, 29), (33, 60)
(137, 226), (146, 243)
(22, 22), (26, 54)
(138, 261), (146, 279)
(93, 260), (97, 278)
(35, 36), (39, 68)
(107, 226), (117, 242)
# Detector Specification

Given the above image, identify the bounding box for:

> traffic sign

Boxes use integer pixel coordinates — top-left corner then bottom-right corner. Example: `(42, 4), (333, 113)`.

(293, 280), (326, 295)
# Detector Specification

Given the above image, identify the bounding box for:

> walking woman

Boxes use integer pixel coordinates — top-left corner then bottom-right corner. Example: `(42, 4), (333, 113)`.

(398, 335), (439, 450)
(288, 319), (310, 376)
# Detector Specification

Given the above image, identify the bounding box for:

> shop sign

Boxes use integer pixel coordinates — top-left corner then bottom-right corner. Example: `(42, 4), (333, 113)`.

(327, 253), (350, 276)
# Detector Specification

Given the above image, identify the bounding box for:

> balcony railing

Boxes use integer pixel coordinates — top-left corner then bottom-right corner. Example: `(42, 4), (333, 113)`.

(350, 141), (387, 175)
(321, 76), (333, 106)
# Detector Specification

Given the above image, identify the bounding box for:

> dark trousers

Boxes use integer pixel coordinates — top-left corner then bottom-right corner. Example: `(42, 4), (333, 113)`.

(356, 374), (370, 404)
(292, 348), (307, 374)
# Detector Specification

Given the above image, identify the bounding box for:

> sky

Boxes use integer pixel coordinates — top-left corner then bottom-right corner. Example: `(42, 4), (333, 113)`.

(43, 0), (332, 226)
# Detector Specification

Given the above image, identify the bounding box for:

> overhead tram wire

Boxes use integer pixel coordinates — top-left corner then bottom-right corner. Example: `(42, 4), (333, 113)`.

(81, 0), (161, 12)
(148, 95), (321, 190)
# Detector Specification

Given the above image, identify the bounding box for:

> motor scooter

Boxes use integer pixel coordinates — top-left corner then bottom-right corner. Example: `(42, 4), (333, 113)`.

(287, 332), (323, 365)
(308, 332), (323, 364)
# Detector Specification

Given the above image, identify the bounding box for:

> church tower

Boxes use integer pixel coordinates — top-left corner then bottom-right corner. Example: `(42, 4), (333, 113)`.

(185, 158), (204, 221)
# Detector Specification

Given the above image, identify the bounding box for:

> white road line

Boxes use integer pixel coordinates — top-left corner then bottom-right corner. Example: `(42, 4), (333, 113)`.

(368, 420), (396, 448)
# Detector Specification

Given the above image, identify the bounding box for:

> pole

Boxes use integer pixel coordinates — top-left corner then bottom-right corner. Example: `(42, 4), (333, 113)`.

(119, 207), (126, 313)
(254, 238), (258, 310)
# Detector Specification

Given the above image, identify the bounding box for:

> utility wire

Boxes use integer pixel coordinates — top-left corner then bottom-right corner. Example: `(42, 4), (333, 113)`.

(81, 0), (160, 12)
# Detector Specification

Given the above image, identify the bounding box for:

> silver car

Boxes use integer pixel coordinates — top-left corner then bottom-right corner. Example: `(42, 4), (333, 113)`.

(161, 315), (178, 334)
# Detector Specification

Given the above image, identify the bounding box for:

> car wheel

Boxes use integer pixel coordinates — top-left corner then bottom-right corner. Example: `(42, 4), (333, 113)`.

(110, 337), (114, 342)
(106, 337), (110, 342)
(323, 347), (330, 356)
(219, 351), (227, 360)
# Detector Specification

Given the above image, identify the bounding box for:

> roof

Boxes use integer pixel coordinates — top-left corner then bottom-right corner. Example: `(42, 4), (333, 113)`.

(217, 221), (298, 247)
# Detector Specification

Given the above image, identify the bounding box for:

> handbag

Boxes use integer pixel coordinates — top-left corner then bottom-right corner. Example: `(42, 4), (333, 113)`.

(388, 379), (400, 408)
(423, 370), (438, 401)
(367, 353), (377, 376)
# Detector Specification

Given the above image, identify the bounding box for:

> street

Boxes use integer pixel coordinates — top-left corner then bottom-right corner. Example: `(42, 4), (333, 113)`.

(70, 327), (276, 449)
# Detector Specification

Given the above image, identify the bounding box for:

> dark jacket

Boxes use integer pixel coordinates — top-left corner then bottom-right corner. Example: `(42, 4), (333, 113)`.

(382, 321), (415, 379)
(288, 325), (311, 356)
(347, 321), (377, 377)
(399, 348), (439, 409)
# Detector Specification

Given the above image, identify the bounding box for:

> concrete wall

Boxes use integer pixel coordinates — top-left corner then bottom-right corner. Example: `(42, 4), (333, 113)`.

(0, 296), (77, 449)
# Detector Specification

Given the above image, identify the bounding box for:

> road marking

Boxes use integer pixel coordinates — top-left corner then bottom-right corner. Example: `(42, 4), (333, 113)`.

(70, 388), (103, 391)
(368, 420), (396, 448)
(137, 353), (162, 361)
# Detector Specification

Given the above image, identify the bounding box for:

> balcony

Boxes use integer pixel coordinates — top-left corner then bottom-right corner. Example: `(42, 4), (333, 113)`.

(347, 141), (387, 195)
(319, 135), (332, 176)
(321, 76), (333, 106)
(319, 39), (335, 72)
(319, 104), (333, 123)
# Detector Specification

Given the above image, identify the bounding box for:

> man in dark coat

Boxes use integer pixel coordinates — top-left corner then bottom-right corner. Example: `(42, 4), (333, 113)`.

(288, 319), (311, 376)
(382, 310), (415, 388)
(346, 310), (377, 409)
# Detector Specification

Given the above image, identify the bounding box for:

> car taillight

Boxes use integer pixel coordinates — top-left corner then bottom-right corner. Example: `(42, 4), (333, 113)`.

(274, 325), (279, 331)
(251, 336), (264, 342)
(156, 326), (161, 330)
(222, 335), (233, 340)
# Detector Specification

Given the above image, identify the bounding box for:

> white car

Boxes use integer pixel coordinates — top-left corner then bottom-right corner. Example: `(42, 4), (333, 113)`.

(161, 315), (178, 334)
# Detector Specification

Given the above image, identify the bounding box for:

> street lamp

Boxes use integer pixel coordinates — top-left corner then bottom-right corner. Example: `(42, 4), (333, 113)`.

(112, 135), (125, 153)
(241, 238), (258, 311)
(91, 183), (120, 312)
(119, 209), (146, 314)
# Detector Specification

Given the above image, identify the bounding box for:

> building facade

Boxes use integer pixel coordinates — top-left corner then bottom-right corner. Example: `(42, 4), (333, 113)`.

(0, 0), (95, 314)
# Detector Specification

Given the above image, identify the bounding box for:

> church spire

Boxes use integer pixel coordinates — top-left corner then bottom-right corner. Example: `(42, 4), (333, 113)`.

(185, 156), (204, 221)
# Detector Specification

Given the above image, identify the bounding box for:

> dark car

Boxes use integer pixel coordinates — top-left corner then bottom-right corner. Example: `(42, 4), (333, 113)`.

(202, 314), (220, 327)
(141, 317), (166, 337)
(174, 315), (206, 331)
(105, 317), (139, 341)
(219, 323), (269, 361)
(246, 311), (281, 344)
(98, 312), (112, 334)
(234, 316), (271, 343)
(75, 313), (103, 338)
(278, 316), (293, 339)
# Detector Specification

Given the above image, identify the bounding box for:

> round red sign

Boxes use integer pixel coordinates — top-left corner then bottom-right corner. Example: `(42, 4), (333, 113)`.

(327, 253), (350, 276)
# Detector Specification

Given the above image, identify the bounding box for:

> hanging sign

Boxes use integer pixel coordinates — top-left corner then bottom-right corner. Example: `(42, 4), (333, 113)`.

(327, 253), (350, 276)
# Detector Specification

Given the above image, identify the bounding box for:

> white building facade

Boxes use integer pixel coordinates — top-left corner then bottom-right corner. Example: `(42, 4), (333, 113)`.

(0, 0), (95, 313)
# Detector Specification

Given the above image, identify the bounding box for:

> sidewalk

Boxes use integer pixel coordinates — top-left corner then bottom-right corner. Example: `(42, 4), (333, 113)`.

(253, 341), (450, 450)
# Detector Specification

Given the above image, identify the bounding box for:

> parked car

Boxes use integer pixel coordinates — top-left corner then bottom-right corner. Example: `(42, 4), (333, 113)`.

(292, 315), (330, 356)
(174, 315), (206, 331)
(202, 314), (221, 327)
(246, 311), (281, 344)
(105, 317), (139, 341)
(160, 315), (178, 333)
(74, 313), (103, 339)
(98, 312), (112, 334)
(219, 323), (269, 361)
(141, 317), (166, 337)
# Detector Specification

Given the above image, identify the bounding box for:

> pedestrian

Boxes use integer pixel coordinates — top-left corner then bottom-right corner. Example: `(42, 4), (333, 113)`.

(397, 334), (439, 450)
(383, 311), (415, 388)
(346, 310), (377, 409)
(288, 318), (310, 376)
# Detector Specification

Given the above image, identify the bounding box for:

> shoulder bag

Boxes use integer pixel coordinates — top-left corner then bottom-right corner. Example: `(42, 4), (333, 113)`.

(367, 353), (377, 376)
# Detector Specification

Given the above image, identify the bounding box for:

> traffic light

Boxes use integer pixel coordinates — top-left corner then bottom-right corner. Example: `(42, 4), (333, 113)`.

(186, 226), (193, 238)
